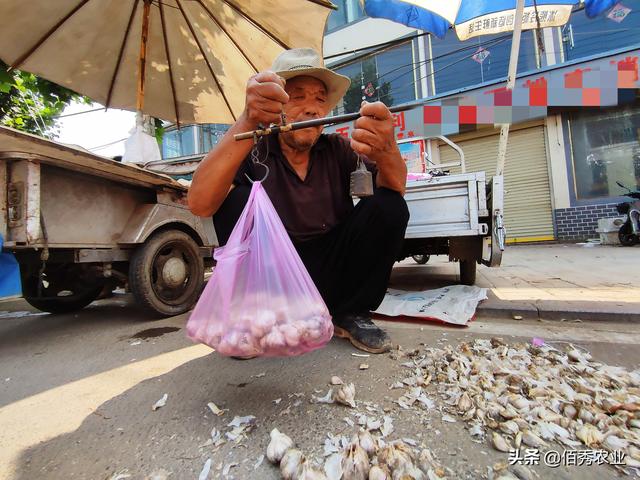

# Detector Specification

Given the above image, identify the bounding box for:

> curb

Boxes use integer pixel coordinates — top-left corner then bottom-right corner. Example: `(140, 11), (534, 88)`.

(476, 302), (640, 323)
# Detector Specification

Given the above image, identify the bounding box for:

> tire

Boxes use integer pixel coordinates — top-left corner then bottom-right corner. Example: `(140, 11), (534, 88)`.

(25, 286), (104, 314)
(21, 264), (104, 314)
(129, 230), (204, 317)
(412, 254), (430, 265)
(619, 222), (639, 246)
(459, 260), (477, 286)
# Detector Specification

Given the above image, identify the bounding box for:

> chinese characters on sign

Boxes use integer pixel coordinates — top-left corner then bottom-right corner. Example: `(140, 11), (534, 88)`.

(509, 448), (627, 468)
(467, 9), (561, 36)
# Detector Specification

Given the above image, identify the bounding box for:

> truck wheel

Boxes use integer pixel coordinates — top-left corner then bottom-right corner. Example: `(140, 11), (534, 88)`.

(459, 260), (477, 286)
(412, 254), (430, 265)
(129, 230), (204, 317)
(21, 265), (105, 314)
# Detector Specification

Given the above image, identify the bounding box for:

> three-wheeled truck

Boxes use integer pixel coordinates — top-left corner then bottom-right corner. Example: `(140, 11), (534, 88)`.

(142, 132), (506, 287)
(0, 126), (216, 316)
(398, 135), (506, 285)
(1, 124), (504, 317)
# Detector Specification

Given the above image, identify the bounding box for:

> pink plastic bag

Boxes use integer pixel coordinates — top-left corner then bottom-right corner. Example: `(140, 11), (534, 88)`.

(187, 181), (333, 357)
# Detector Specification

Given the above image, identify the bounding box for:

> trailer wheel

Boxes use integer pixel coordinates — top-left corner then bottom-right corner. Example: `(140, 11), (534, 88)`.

(459, 260), (477, 286)
(411, 254), (430, 265)
(21, 265), (105, 314)
(129, 229), (204, 317)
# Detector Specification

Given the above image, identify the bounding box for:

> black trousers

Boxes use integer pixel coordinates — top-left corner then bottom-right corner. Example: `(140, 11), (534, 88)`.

(213, 186), (409, 316)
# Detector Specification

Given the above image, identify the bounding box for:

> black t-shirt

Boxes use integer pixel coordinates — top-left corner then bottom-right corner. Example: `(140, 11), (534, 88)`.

(233, 133), (376, 242)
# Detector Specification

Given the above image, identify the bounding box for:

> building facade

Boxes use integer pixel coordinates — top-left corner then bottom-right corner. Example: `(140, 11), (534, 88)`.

(161, 1), (640, 242)
(324, 1), (640, 242)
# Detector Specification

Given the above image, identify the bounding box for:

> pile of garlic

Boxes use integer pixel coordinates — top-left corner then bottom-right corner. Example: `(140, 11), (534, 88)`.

(266, 427), (447, 480)
(392, 338), (640, 476)
(200, 298), (332, 357)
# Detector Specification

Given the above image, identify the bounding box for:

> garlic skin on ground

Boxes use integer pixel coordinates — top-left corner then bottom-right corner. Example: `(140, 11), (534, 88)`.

(267, 428), (294, 464)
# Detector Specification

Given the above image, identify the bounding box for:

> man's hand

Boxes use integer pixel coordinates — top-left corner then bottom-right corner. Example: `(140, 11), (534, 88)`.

(241, 71), (289, 129)
(350, 101), (400, 165)
(350, 101), (407, 194)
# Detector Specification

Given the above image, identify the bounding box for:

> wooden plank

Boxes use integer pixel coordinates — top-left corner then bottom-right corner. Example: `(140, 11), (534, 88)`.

(0, 126), (186, 191)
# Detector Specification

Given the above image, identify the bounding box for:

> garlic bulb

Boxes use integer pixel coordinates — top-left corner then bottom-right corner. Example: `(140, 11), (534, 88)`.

(342, 443), (370, 480)
(602, 435), (628, 451)
(457, 392), (472, 412)
(400, 465), (426, 479)
(209, 301), (332, 356)
(417, 449), (437, 474)
(491, 432), (512, 452)
(267, 428), (293, 464)
(357, 429), (377, 457)
(324, 453), (343, 480)
(281, 449), (305, 480)
(576, 424), (603, 447)
(377, 442), (414, 472)
(578, 408), (594, 424)
(261, 329), (287, 350)
(295, 460), (329, 480)
(368, 465), (390, 480)
(250, 310), (276, 338)
(499, 421), (519, 436)
(334, 383), (356, 408)
(509, 395), (530, 411)
(514, 432), (523, 449)
(511, 464), (535, 480)
(522, 430), (545, 448)
(281, 324), (301, 347)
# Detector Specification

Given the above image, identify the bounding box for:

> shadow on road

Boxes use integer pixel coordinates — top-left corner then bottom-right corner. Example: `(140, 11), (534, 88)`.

(0, 294), (191, 408)
(10, 342), (355, 480)
(9, 328), (619, 480)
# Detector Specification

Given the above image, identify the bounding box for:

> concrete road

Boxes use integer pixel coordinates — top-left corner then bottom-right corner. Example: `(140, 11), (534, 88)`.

(1, 294), (639, 480)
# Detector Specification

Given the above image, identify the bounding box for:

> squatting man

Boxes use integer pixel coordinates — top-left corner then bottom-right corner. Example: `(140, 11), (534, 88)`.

(188, 48), (409, 355)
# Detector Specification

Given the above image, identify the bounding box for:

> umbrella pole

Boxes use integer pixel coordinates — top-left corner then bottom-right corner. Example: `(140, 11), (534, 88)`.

(136, 0), (152, 112)
(496, 0), (526, 176)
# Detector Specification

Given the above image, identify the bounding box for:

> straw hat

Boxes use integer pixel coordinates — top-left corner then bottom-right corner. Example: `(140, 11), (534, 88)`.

(271, 48), (351, 111)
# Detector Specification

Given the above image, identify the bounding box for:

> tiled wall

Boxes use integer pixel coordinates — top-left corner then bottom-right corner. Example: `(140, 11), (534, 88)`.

(555, 203), (619, 241)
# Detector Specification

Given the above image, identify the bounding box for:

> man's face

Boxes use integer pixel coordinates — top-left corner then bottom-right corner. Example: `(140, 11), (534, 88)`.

(280, 76), (330, 151)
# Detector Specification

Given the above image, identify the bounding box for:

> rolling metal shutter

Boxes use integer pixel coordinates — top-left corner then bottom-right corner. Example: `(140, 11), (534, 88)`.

(439, 126), (554, 242)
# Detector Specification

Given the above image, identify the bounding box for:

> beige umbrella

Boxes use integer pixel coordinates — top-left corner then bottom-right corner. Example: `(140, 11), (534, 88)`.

(0, 0), (335, 125)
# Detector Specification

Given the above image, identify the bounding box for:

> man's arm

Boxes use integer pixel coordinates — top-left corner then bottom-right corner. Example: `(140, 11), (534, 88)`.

(187, 72), (289, 217)
(349, 101), (406, 195)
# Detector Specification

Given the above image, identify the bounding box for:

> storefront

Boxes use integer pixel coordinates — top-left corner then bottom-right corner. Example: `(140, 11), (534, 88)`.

(555, 105), (640, 240)
(325, 46), (640, 243)
(439, 123), (555, 243)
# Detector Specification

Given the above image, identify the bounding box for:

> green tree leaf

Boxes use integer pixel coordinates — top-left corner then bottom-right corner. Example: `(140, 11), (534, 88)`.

(0, 60), (89, 138)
